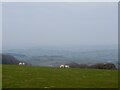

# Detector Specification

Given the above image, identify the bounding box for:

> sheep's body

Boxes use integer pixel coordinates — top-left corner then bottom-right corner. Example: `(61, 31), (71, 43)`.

(23, 62), (25, 65)
(65, 65), (69, 68)
(60, 65), (64, 68)
(19, 62), (22, 65)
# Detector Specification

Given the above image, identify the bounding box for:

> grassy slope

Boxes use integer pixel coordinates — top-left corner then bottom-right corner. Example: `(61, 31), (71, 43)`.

(2, 65), (118, 88)
(0, 65), (2, 89)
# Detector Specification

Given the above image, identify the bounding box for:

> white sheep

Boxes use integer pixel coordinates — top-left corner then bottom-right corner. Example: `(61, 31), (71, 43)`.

(60, 65), (64, 68)
(64, 65), (69, 68)
(19, 62), (22, 65)
(22, 62), (25, 65)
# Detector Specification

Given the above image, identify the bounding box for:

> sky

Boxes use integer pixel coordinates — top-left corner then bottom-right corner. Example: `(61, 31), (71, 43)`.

(2, 2), (118, 49)
(0, 3), (2, 51)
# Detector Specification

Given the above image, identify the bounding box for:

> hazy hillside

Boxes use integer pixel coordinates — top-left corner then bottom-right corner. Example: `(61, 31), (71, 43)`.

(0, 54), (20, 65)
(2, 47), (118, 67)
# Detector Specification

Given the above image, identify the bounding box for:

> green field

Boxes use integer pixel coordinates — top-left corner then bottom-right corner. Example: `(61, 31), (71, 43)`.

(2, 65), (118, 88)
(0, 65), (2, 89)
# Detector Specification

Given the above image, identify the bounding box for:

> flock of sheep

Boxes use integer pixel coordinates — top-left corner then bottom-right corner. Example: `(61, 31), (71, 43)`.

(59, 64), (69, 68)
(18, 61), (117, 70)
(19, 62), (70, 68)
(19, 62), (26, 65)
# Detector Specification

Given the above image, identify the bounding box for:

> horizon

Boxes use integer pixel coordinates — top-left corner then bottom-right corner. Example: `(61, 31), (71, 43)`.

(2, 44), (118, 51)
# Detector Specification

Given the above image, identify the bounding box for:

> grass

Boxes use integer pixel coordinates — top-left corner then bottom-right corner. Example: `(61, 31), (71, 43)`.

(0, 65), (2, 89)
(2, 65), (118, 88)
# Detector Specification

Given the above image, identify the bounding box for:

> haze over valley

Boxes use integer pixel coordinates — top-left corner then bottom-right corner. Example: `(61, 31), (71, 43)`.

(2, 45), (118, 67)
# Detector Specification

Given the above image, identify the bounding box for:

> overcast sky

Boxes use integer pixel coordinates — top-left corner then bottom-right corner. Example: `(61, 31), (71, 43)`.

(0, 4), (1, 40)
(2, 2), (118, 49)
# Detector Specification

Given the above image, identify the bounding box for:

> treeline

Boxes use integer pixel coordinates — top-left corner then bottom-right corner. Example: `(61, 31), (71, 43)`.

(68, 62), (117, 70)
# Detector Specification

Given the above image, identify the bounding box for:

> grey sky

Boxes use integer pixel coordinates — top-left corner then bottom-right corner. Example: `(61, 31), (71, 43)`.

(0, 3), (2, 51)
(2, 2), (118, 49)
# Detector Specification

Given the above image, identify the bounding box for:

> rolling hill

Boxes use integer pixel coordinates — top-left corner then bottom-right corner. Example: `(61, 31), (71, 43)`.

(2, 48), (118, 67)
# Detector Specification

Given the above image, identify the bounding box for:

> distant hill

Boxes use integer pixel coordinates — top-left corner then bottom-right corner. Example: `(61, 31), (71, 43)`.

(2, 48), (118, 67)
(5, 53), (26, 57)
(0, 54), (20, 65)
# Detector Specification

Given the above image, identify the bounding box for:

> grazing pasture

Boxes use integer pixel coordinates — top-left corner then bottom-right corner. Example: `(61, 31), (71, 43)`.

(2, 65), (118, 88)
(0, 65), (2, 89)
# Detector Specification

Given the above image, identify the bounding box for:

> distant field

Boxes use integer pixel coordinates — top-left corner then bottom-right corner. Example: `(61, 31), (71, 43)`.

(2, 65), (118, 88)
